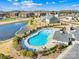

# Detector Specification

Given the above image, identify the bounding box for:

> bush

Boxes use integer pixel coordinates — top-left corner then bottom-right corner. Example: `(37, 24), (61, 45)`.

(52, 49), (56, 53)
(12, 36), (19, 48)
(20, 50), (33, 57)
(20, 50), (27, 56)
(41, 44), (68, 56)
(60, 44), (68, 49)
(50, 46), (57, 50)
(26, 51), (33, 57)
(0, 53), (12, 59)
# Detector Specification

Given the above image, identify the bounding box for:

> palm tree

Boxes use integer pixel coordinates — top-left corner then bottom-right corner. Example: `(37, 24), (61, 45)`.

(68, 38), (72, 45)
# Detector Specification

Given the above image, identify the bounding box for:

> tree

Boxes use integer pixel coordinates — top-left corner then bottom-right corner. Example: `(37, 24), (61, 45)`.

(68, 38), (72, 45)
(20, 50), (27, 56)
(26, 51), (33, 57)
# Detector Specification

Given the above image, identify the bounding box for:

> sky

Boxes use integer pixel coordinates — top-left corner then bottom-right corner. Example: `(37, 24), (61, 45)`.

(0, 0), (79, 11)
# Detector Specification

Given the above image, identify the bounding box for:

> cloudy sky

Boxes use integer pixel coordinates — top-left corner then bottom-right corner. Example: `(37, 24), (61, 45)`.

(0, 0), (79, 11)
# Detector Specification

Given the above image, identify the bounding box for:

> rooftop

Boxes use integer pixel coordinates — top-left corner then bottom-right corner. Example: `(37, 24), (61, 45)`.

(59, 44), (79, 59)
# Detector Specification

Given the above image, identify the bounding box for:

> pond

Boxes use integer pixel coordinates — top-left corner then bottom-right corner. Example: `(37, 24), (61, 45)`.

(0, 22), (26, 41)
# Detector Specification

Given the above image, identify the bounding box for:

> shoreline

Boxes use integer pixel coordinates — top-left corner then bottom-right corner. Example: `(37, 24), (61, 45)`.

(0, 38), (13, 55)
(0, 18), (32, 25)
(0, 37), (14, 44)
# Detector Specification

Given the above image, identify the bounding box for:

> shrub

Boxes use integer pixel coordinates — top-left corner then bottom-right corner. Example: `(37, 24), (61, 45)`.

(20, 50), (33, 57)
(12, 36), (19, 48)
(20, 50), (27, 56)
(60, 44), (68, 49)
(0, 53), (12, 59)
(50, 46), (57, 50)
(52, 49), (56, 53)
(26, 51), (33, 57)
(41, 44), (68, 56)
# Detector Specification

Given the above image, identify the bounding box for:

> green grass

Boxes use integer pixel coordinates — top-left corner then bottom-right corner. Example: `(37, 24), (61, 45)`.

(0, 18), (15, 22)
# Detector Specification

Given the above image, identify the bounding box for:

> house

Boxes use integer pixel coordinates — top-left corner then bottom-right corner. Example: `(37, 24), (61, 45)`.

(66, 16), (72, 21)
(43, 14), (60, 24)
(0, 12), (6, 19)
(4, 11), (19, 18)
(19, 11), (35, 18)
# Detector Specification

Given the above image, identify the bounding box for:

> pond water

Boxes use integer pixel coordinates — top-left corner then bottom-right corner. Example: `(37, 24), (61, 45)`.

(0, 22), (26, 40)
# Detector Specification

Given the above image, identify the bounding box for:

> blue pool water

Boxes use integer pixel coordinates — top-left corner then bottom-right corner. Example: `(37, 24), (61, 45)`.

(28, 29), (55, 46)
(0, 22), (26, 40)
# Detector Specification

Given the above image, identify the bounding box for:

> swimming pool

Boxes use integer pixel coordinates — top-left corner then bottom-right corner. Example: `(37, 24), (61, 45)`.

(27, 28), (56, 46)
(20, 28), (58, 51)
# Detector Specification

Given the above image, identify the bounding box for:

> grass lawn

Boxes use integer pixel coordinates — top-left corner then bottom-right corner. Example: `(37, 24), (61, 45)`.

(0, 18), (15, 22)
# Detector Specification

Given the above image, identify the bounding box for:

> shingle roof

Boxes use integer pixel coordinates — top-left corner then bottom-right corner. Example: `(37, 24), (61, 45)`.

(61, 44), (79, 59)
(72, 27), (79, 41)
(49, 16), (60, 23)
(44, 14), (60, 23)
(53, 31), (72, 42)
(44, 14), (53, 20)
